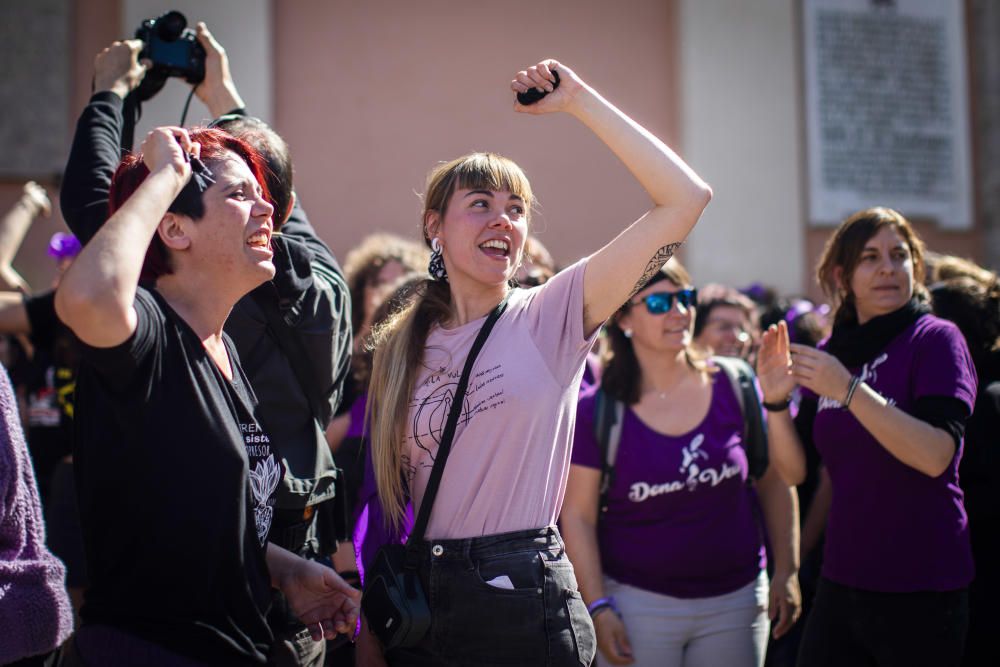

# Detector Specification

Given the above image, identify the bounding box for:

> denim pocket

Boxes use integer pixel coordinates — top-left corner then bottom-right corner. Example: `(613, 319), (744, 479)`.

(474, 549), (545, 594)
(434, 556), (547, 664)
(543, 559), (596, 667)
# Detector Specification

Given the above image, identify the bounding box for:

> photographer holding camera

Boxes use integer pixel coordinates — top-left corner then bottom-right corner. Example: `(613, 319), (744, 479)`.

(60, 16), (352, 667)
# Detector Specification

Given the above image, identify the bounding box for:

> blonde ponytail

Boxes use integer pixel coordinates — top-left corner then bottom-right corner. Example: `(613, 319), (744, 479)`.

(366, 280), (451, 529)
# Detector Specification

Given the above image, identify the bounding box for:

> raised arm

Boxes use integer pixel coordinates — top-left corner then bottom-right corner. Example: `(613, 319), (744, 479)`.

(193, 23), (246, 118)
(0, 182), (51, 292)
(61, 40), (147, 244)
(510, 60), (712, 334)
(55, 128), (193, 348)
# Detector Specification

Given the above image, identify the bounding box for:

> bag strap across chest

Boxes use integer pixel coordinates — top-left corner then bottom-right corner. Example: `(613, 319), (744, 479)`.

(407, 292), (511, 548)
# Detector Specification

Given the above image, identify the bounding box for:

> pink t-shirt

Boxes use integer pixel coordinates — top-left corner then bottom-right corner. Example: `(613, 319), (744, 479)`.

(404, 258), (597, 539)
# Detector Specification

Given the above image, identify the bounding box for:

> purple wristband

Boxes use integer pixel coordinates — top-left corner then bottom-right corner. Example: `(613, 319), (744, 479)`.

(587, 596), (618, 617)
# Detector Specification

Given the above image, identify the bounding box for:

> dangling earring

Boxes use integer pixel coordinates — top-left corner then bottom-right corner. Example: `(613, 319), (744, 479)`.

(623, 328), (633, 339)
(429, 237), (448, 282)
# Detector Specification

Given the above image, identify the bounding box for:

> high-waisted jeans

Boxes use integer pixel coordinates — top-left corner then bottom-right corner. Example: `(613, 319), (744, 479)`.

(386, 525), (596, 667)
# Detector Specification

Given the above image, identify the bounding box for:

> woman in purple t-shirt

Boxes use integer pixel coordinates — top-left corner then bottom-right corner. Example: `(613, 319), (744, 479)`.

(357, 60), (712, 666)
(561, 260), (802, 667)
(760, 208), (977, 667)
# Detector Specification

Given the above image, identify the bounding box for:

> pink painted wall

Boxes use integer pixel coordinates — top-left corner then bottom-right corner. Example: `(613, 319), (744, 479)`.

(6, 0), (677, 291)
(273, 0), (680, 267)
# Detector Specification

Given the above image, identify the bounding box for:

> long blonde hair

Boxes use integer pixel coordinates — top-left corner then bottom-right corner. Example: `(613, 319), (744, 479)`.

(366, 153), (534, 529)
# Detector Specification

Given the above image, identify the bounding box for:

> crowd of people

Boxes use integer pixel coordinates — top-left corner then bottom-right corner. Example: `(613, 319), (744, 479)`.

(0, 20), (998, 667)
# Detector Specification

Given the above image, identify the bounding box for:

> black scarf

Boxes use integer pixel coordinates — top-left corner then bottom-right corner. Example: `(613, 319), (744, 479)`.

(824, 298), (932, 367)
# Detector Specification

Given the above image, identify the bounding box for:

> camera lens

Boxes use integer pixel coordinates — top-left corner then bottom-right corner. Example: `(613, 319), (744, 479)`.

(155, 10), (187, 42)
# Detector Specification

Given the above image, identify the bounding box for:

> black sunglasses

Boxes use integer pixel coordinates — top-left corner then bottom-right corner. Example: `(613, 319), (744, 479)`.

(630, 288), (698, 314)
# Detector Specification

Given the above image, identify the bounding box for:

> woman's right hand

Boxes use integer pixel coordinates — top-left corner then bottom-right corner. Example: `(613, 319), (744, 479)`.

(140, 127), (197, 185)
(93, 39), (147, 99)
(511, 59), (586, 115)
(594, 611), (635, 665)
(758, 321), (797, 403)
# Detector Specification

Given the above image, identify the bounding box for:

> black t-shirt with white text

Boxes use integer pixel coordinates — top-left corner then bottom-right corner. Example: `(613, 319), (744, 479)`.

(73, 288), (281, 665)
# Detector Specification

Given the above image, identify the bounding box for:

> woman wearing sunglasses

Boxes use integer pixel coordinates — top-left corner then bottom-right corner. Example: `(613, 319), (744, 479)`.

(561, 261), (801, 667)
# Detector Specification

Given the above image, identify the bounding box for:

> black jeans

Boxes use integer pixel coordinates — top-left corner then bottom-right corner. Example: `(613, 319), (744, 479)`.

(797, 577), (968, 667)
(385, 526), (595, 667)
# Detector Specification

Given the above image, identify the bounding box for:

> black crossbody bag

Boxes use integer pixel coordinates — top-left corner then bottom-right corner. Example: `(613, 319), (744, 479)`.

(361, 294), (510, 650)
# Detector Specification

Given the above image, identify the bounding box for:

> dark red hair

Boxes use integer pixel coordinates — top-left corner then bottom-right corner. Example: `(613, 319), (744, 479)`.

(108, 128), (272, 283)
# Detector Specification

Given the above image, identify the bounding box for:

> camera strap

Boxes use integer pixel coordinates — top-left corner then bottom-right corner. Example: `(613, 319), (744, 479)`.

(120, 92), (142, 157)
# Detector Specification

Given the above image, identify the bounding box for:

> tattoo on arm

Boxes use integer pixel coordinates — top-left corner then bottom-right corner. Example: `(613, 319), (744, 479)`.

(628, 242), (683, 298)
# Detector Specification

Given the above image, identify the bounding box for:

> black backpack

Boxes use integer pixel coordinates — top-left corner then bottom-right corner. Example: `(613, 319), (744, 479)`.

(593, 356), (769, 516)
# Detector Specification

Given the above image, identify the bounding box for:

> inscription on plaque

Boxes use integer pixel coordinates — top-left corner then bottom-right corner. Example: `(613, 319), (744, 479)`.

(804, 0), (972, 229)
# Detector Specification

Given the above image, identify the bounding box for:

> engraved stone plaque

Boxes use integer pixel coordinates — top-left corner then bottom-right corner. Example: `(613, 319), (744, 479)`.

(804, 0), (973, 229)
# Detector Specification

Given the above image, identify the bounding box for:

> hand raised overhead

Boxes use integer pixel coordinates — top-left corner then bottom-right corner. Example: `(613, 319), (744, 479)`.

(94, 39), (148, 99)
(511, 59), (585, 115)
(140, 126), (198, 184)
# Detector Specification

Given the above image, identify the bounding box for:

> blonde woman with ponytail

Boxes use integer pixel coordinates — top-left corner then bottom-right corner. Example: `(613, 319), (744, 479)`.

(356, 59), (712, 667)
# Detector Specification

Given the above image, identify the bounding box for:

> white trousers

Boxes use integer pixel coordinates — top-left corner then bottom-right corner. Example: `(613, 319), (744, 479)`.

(597, 571), (770, 667)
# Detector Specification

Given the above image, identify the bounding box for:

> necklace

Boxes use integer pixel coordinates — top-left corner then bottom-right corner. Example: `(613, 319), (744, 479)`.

(643, 385), (679, 401)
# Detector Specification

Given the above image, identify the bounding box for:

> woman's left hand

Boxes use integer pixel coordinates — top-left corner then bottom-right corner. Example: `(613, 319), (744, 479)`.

(278, 557), (362, 641)
(757, 322), (796, 404)
(768, 570), (802, 639)
(790, 344), (852, 402)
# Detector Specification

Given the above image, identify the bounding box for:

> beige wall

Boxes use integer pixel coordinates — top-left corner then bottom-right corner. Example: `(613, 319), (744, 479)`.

(273, 0), (681, 269)
(679, 0), (807, 295)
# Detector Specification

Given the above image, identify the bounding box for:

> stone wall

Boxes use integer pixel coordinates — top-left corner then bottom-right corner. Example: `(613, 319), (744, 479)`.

(971, 0), (1000, 269)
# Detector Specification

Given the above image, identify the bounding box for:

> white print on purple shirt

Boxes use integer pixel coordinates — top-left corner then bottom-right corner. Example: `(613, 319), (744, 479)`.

(817, 353), (896, 412)
(628, 432), (741, 502)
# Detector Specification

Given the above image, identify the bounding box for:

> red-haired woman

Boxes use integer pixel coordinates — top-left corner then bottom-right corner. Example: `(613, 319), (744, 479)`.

(55, 127), (359, 666)
(759, 208), (977, 667)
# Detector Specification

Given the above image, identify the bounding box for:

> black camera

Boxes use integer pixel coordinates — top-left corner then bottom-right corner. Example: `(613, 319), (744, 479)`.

(134, 10), (205, 101)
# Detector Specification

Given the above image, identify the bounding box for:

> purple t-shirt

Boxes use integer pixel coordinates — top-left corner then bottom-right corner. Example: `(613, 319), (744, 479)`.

(813, 314), (977, 592)
(345, 391), (367, 441)
(572, 369), (765, 599)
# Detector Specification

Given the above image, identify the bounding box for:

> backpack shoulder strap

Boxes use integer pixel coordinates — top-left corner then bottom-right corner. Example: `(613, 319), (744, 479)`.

(712, 355), (745, 420)
(593, 388), (625, 519)
(712, 356), (769, 481)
